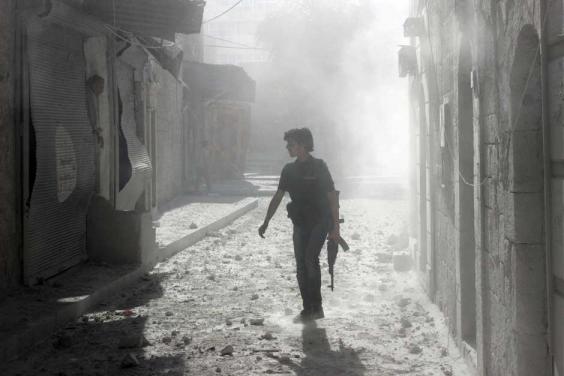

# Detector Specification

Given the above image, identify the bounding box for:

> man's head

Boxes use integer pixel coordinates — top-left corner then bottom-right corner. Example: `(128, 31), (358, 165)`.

(284, 128), (314, 158)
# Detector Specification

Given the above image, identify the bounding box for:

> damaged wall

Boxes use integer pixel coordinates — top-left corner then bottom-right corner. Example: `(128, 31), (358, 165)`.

(409, 0), (549, 374)
(0, 0), (19, 293)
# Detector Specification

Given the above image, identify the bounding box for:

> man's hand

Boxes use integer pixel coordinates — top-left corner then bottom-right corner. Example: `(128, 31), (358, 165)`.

(258, 222), (268, 238)
(328, 223), (340, 242)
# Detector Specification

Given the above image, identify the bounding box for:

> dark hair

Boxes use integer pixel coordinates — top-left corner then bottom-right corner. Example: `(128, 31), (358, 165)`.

(284, 128), (314, 152)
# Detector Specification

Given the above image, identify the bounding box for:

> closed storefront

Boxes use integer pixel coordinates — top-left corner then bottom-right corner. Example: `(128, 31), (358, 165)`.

(23, 19), (96, 283)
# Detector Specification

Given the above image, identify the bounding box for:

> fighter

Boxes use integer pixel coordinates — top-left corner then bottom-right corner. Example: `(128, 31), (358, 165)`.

(258, 128), (340, 323)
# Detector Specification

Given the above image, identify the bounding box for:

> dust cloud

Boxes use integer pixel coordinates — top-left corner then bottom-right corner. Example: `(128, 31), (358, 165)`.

(249, 0), (410, 178)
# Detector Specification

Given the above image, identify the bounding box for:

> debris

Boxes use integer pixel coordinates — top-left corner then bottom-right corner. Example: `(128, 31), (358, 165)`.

(215, 367), (222, 373)
(408, 344), (422, 354)
(251, 294), (259, 300)
(235, 255), (243, 261)
(393, 253), (412, 272)
(182, 336), (192, 345)
(260, 332), (275, 340)
(220, 345), (234, 356)
(207, 275), (216, 281)
(162, 337), (172, 344)
(189, 222), (198, 229)
(226, 319), (233, 326)
(397, 298), (411, 308)
(120, 353), (139, 368)
(165, 311), (173, 317)
(250, 318), (264, 326)
(400, 317), (412, 329)
(121, 309), (135, 317)
(171, 330), (179, 337)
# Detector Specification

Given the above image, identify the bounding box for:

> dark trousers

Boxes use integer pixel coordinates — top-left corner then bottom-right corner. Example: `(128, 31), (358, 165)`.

(293, 223), (328, 312)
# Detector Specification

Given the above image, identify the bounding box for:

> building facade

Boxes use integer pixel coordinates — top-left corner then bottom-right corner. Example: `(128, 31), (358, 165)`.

(406, 0), (564, 374)
(0, 0), (205, 290)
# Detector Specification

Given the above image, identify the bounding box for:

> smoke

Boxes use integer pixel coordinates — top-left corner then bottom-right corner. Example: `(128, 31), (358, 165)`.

(202, 0), (409, 177)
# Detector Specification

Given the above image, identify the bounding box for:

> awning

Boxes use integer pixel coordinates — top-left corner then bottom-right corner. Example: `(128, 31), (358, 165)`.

(82, 0), (205, 41)
(183, 62), (256, 103)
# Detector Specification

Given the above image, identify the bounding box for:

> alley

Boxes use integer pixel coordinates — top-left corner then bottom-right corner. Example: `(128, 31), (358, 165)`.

(4, 198), (471, 376)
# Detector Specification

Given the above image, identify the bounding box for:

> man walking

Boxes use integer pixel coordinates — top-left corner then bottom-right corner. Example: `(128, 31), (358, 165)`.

(258, 128), (340, 322)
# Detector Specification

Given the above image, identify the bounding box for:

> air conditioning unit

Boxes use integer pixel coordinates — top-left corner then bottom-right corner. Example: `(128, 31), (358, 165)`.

(398, 46), (417, 77)
(403, 17), (425, 38)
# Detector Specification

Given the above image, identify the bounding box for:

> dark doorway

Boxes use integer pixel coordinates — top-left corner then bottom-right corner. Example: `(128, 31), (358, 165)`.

(458, 38), (476, 347)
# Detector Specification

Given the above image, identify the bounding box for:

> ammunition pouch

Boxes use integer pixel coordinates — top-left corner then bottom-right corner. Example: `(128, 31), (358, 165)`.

(286, 201), (323, 228)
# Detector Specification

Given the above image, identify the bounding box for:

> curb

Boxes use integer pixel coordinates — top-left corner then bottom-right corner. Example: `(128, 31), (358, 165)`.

(158, 197), (258, 261)
(0, 197), (258, 364)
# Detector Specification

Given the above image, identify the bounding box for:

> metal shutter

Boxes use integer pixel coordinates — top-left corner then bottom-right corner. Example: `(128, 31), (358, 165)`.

(24, 20), (96, 283)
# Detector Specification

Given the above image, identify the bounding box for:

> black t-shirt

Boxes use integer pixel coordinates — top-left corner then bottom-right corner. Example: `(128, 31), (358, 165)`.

(278, 156), (335, 214)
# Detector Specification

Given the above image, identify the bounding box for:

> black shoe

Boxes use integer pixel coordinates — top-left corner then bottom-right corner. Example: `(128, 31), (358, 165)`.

(292, 309), (312, 323)
(311, 307), (324, 320)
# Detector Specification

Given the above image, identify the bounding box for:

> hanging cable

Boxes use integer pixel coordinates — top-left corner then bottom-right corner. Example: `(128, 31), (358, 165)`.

(204, 44), (268, 50)
(203, 0), (245, 24)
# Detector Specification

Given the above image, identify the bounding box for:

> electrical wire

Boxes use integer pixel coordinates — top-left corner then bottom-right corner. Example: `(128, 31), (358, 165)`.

(202, 34), (258, 48)
(203, 0), (245, 24)
(104, 24), (176, 50)
(204, 44), (269, 50)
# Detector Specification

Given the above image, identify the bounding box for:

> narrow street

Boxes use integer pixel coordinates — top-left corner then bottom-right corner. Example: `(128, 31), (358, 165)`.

(4, 198), (471, 376)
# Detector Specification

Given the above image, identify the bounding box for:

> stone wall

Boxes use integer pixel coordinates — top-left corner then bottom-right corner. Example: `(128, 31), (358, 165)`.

(0, 0), (19, 294)
(410, 0), (549, 374)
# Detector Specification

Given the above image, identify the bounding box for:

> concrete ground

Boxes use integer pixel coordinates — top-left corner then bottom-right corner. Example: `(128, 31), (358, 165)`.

(3, 198), (472, 376)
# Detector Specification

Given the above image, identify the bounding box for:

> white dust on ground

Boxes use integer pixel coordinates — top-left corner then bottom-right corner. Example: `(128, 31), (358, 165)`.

(156, 196), (244, 247)
(5, 198), (473, 376)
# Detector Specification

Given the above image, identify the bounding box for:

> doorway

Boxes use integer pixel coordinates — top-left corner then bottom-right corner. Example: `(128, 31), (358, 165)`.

(458, 38), (476, 348)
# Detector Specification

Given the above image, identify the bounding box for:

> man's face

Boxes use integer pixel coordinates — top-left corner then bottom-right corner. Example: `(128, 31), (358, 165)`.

(286, 140), (302, 157)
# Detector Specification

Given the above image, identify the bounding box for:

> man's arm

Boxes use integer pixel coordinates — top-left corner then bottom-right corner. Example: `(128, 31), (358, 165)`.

(327, 190), (340, 241)
(258, 190), (285, 238)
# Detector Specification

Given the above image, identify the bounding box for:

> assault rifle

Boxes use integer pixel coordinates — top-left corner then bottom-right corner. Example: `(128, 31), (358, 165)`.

(327, 191), (350, 291)
(327, 219), (349, 291)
